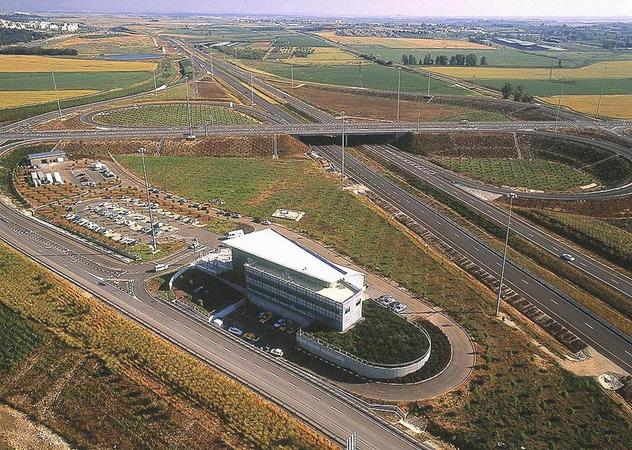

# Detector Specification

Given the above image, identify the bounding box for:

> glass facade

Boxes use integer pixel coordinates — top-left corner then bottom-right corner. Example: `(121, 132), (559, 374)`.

(245, 263), (347, 329)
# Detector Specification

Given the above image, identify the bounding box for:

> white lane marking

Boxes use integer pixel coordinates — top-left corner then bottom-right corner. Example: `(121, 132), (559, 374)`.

(522, 279), (529, 285)
(611, 279), (620, 285)
(238, 354), (247, 361)
(311, 394), (320, 401)
(331, 406), (342, 414)
(289, 382), (299, 389)
(585, 322), (594, 330)
(271, 373), (280, 379)
(625, 350), (632, 357)
(550, 298), (559, 305)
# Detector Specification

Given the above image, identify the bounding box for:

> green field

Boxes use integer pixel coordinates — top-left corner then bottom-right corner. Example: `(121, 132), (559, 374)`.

(116, 154), (632, 448)
(0, 71), (153, 91)
(0, 303), (43, 375)
(241, 59), (474, 95)
(478, 77), (632, 96)
(96, 104), (256, 127)
(435, 157), (596, 191)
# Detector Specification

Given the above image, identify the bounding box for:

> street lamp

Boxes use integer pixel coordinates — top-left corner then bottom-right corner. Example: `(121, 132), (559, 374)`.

(496, 192), (517, 316)
(185, 76), (193, 135)
(250, 73), (255, 106)
(210, 53), (215, 81)
(396, 67), (402, 121)
(50, 68), (62, 119)
(426, 71), (431, 97)
(554, 74), (566, 132)
(596, 65), (609, 118)
(139, 147), (157, 254)
(153, 71), (158, 97)
(340, 110), (346, 187)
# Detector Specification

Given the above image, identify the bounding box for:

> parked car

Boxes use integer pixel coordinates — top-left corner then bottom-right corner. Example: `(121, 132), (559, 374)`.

(392, 303), (407, 314)
(258, 311), (273, 324)
(270, 348), (284, 357)
(285, 322), (297, 335)
(212, 318), (224, 327)
(273, 318), (286, 329)
(228, 326), (243, 336)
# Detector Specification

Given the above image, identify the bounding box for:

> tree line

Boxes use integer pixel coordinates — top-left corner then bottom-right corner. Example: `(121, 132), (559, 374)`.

(0, 28), (46, 46)
(500, 82), (534, 103)
(402, 53), (488, 66)
(0, 46), (78, 56)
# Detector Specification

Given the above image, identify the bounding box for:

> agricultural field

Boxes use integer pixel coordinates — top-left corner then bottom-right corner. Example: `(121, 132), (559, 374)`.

(0, 90), (98, 109)
(49, 33), (159, 55)
(434, 157), (596, 191)
(238, 59), (475, 95)
(539, 94), (632, 119)
(0, 243), (335, 450)
(284, 47), (360, 65)
(316, 32), (490, 49)
(276, 83), (505, 122)
(116, 153), (632, 449)
(0, 71), (156, 91)
(0, 54), (157, 72)
(95, 104), (256, 127)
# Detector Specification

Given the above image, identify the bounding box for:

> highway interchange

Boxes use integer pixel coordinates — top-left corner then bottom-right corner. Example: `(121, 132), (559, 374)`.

(1, 38), (631, 448)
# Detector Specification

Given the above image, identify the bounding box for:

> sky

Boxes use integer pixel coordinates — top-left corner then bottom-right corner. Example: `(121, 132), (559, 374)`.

(2, 0), (632, 18)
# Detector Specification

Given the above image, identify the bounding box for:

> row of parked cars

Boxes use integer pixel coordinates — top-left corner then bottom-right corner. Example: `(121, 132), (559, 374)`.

(64, 212), (138, 245)
(212, 316), (284, 357)
(376, 294), (408, 314)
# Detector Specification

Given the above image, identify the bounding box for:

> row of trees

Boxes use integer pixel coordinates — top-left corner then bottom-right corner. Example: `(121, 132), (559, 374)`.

(0, 28), (46, 46)
(500, 82), (534, 103)
(0, 46), (78, 56)
(402, 53), (488, 66)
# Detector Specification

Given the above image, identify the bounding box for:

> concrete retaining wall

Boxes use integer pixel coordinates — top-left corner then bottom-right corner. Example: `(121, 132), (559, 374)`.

(297, 329), (431, 380)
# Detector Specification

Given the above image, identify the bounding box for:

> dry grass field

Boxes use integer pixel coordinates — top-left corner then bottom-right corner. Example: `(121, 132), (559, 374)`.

(0, 55), (157, 72)
(0, 90), (99, 108)
(51, 33), (157, 54)
(539, 94), (632, 119)
(426, 60), (632, 79)
(286, 47), (360, 65)
(317, 31), (491, 49)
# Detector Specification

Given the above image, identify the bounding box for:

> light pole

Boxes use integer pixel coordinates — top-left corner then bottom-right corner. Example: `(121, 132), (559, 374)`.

(153, 71), (158, 97)
(554, 74), (566, 132)
(495, 192), (517, 316)
(185, 76), (193, 135)
(50, 68), (62, 119)
(139, 147), (157, 254)
(290, 63), (294, 89)
(396, 67), (402, 121)
(250, 73), (255, 105)
(341, 110), (346, 187)
(596, 65), (609, 118)
(210, 53), (215, 81)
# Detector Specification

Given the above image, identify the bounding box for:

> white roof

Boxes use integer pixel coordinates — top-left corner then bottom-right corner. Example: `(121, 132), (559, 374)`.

(224, 228), (348, 285)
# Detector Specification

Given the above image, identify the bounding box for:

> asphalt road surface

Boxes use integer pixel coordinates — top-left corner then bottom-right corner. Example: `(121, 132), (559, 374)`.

(0, 200), (427, 450)
(315, 144), (632, 374)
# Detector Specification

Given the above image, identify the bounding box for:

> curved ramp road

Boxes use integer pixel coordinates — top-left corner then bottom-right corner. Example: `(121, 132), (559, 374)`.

(0, 201), (427, 450)
(316, 145), (632, 374)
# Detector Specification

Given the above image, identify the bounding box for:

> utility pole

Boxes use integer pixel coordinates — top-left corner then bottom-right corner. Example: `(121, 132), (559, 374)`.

(210, 53), (215, 81)
(185, 76), (193, 135)
(397, 67), (402, 121)
(139, 147), (157, 254)
(417, 110), (420, 133)
(250, 73), (255, 105)
(495, 192), (517, 316)
(341, 110), (346, 187)
(554, 75), (566, 132)
(290, 63), (294, 88)
(153, 71), (158, 97)
(596, 65), (609, 118)
(50, 68), (62, 119)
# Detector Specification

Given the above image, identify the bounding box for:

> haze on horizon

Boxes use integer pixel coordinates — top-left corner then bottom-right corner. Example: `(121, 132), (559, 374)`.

(2, 0), (632, 19)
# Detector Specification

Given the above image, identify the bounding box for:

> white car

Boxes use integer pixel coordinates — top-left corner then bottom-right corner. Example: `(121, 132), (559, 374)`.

(561, 253), (575, 262)
(392, 303), (407, 314)
(212, 318), (224, 327)
(228, 326), (243, 336)
(270, 348), (284, 357)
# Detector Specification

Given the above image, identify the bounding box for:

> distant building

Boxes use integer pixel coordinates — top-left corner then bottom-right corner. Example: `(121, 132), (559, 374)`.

(27, 151), (65, 167)
(224, 228), (365, 331)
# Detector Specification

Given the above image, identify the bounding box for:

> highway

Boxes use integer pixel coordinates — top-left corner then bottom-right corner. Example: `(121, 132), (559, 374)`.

(362, 144), (632, 297)
(315, 144), (632, 374)
(0, 199), (429, 450)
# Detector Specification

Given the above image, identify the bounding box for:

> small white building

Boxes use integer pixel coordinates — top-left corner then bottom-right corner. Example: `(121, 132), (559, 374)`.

(27, 151), (66, 167)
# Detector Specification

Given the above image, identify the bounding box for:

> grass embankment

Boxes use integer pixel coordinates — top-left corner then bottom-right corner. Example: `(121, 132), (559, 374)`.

(96, 104), (256, 127)
(117, 154), (632, 449)
(519, 209), (632, 269)
(435, 157), (595, 191)
(308, 300), (429, 365)
(0, 242), (336, 450)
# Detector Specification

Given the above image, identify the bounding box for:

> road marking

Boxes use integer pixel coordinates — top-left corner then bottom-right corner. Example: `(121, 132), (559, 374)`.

(289, 382), (299, 389)
(238, 355), (247, 361)
(522, 279), (529, 285)
(626, 350), (632, 357)
(585, 322), (594, 330)
(271, 373), (280, 379)
(311, 394), (320, 401)
(549, 298), (559, 305)
(223, 346), (232, 353)
(611, 279), (620, 285)
(331, 406), (342, 414)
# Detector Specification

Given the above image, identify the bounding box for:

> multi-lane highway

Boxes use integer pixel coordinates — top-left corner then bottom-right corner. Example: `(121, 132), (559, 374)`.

(315, 144), (632, 375)
(0, 199), (428, 450)
(362, 144), (632, 297)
